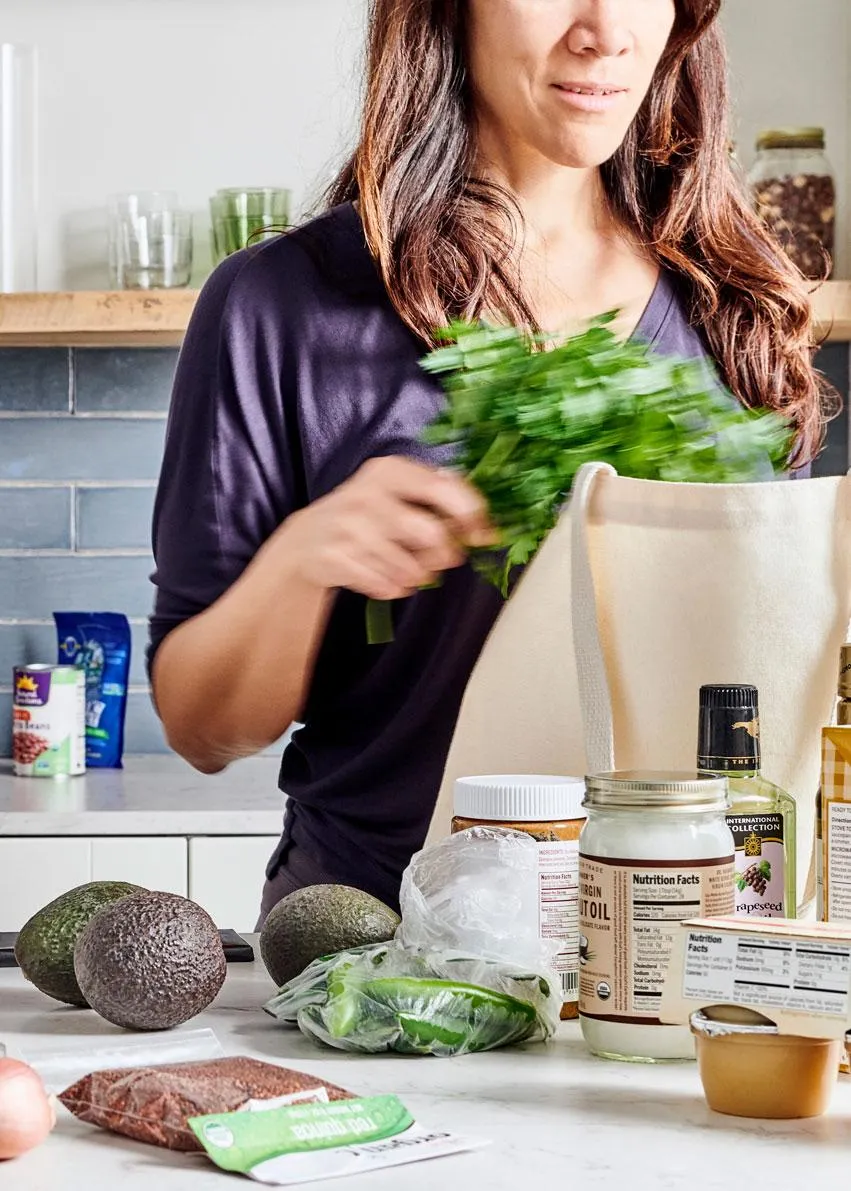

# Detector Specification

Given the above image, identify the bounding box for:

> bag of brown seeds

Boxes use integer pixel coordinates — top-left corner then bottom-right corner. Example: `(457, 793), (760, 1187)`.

(59, 1056), (354, 1151)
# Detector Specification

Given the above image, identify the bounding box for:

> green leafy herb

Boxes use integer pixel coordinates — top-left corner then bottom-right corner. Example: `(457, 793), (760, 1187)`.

(366, 315), (793, 642)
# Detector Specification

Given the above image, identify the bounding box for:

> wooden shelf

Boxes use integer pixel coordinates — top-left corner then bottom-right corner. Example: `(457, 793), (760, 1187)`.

(0, 282), (848, 349)
(0, 290), (199, 347)
(812, 281), (851, 343)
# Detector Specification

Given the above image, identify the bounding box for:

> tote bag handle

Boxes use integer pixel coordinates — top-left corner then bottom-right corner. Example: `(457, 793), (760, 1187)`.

(570, 461), (618, 773)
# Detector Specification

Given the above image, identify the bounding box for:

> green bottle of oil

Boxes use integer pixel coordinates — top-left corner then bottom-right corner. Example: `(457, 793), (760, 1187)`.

(697, 684), (796, 919)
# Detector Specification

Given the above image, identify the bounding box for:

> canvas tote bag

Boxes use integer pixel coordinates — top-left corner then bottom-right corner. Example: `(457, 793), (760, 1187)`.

(431, 463), (851, 911)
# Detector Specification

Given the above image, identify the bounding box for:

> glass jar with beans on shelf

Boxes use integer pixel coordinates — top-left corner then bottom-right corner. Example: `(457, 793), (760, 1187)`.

(748, 127), (835, 280)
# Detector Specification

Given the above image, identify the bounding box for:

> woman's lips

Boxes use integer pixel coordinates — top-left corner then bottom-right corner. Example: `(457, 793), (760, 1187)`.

(551, 83), (627, 114)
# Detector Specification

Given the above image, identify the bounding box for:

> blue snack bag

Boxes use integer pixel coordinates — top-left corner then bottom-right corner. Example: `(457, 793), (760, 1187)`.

(54, 612), (131, 768)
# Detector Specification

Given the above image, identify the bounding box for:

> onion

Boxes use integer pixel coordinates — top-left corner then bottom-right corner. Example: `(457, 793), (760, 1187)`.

(0, 1058), (55, 1160)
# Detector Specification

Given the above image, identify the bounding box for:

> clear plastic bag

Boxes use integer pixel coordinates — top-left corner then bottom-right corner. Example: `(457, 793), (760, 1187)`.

(397, 826), (556, 970)
(22, 1027), (226, 1092)
(263, 828), (561, 1056)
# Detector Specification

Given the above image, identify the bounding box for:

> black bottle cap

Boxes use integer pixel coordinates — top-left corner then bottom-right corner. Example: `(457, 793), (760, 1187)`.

(697, 684), (761, 772)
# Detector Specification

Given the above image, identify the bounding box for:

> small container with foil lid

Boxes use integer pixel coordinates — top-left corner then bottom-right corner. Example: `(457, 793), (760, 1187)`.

(690, 1007), (842, 1119)
(452, 774), (586, 1020)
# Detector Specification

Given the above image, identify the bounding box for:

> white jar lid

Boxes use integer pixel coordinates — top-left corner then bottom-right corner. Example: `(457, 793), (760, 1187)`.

(454, 774), (587, 823)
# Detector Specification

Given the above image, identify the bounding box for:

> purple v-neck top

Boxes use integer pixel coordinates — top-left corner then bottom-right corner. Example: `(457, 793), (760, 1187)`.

(148, 201), (773, 910)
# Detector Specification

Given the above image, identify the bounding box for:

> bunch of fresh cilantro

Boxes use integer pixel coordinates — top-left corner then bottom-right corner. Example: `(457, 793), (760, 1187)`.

(366, 315), (792, 643)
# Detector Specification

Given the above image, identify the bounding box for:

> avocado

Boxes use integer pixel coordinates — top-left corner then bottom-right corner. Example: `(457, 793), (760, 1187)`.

(260, 884), (400, 988)
(15, 881), (145, 1007)
(73, 890), (227, 1030)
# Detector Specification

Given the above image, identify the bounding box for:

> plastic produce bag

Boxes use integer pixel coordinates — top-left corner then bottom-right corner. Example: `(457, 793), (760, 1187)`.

(264, 828), (561, 1055)
(397, 825), (555, 969)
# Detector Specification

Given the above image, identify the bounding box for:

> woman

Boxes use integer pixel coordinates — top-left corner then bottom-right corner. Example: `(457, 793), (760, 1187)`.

(148, 0), (829, 923)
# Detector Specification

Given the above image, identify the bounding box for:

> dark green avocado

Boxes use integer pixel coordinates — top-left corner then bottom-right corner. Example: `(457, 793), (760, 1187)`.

(15, 881), (145, 1007)
(73, 890), (227, 1030)
(260, 883), (400, 988)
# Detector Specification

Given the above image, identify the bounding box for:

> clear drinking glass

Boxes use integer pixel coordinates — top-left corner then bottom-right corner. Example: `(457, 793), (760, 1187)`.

(209, 187), (291, 262)
(0, 44), (38, 292)
(117, 209), (193, 290)
(107, 190), (178, 287)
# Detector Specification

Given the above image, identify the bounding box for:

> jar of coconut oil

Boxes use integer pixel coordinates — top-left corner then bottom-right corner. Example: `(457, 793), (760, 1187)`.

(579, 771), (734, 1063)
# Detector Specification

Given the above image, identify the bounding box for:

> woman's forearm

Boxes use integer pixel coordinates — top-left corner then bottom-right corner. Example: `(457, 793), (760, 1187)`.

(152, 458), (494, 772)
(151, 522), (334, 773)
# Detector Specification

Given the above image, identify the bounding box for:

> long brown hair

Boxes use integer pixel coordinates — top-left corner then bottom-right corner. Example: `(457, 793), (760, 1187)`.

(327, 0), (832, 465)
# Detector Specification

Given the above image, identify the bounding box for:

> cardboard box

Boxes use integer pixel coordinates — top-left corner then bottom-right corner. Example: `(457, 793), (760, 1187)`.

(660, 916), (851, 1039)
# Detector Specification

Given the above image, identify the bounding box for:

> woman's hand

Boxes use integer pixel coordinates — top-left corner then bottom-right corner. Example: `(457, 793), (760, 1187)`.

(277, 456), (496, 601)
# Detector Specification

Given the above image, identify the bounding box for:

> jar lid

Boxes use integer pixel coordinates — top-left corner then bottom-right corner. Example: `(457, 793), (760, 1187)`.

(839, 644), (851, 700)
(756, 127), (825, 151)
(583, 770), (729, 811)
(454, 774), (587, 823)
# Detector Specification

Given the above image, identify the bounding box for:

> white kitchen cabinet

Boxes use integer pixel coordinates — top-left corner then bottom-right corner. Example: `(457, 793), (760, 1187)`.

(188, 836), (278, 932)
(0, 839), (92, 929)
(0, 834), (280, 932)
(90, 838), (187, 895)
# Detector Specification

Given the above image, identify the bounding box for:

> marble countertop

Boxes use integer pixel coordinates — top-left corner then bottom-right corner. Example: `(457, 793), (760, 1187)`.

(4, 942), (851, 1189)
(0, 755), (285, 836)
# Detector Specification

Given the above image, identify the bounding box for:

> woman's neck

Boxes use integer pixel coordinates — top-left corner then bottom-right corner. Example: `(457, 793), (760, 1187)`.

(476, 135), (610, 252)
(475, 136), (657, 336)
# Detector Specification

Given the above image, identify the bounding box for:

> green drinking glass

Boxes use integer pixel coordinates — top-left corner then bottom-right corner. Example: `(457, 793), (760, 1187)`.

(209, 187), (291, 261)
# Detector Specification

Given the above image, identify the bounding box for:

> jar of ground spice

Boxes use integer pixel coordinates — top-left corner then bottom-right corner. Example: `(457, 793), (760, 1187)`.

(452, 774), (586, 1021)
(749, 127), (835, 279)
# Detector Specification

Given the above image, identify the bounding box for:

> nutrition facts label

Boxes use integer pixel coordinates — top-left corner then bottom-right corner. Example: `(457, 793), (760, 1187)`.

(538, 840), (580, 1002)
(683, 929), (851, 1016)
(578, 854), (734, 1024)
(827, 801), (851, 921)
(630, 871), (704, 1014)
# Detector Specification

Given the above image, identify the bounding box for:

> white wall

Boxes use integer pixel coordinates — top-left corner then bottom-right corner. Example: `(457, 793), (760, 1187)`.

(3, 0), (849, 288)
(3, 0), (368, 289)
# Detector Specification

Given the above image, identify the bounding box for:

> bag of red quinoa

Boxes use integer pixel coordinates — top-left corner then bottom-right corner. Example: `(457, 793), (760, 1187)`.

(59, 1056), (354, 1151)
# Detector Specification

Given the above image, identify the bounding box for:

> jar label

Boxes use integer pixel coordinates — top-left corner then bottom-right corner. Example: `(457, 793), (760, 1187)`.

(578, 854), (734, 1025)
(538, 839), (580, 1004)
(727, 813), (785, 918)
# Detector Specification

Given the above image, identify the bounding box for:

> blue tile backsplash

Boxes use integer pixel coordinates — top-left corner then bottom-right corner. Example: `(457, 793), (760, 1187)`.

(76, 486), (156, 550)
(0, 487), (72, 550)
(0, 341), (847, 758)
(0, 346), (177, 756)
(75, 348), (177, 413)
(812, 343), (850, 478)
(0, 349), (70, 412)
(0, 555), (155, 619)
(0, 418), (167, 482)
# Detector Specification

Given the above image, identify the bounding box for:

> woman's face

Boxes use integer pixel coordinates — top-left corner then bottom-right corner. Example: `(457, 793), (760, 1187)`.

(467, 0), (678, 170)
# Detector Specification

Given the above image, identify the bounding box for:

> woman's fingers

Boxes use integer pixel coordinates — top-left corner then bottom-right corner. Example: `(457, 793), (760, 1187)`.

(383, 506), (466, 570)
(290, 456), (496, 598)
(359, 457), (497, 546)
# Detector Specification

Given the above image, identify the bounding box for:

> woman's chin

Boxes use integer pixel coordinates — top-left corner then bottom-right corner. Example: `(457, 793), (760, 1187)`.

(536, 128), (631, 172)
(528, 119), (637, 172)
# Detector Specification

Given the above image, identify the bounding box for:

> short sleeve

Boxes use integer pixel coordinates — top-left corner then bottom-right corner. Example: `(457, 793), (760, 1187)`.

(147, 245), (302, 674)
